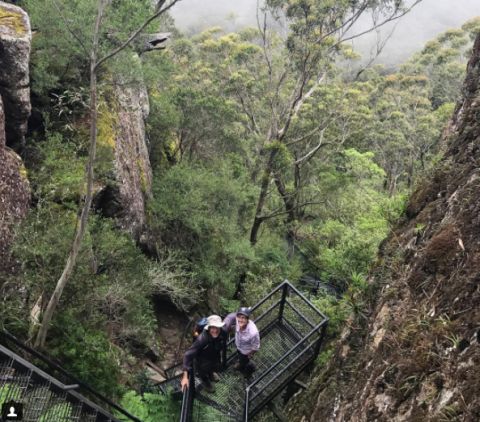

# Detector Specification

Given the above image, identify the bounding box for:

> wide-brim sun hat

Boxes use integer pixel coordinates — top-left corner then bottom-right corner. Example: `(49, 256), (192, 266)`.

(204, 315), (224, 329)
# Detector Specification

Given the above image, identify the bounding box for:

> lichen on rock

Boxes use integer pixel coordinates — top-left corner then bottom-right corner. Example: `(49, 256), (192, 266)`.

(0, 1), (31, 150)
(0, 7), (27, 36)
(93, 76), (153, 240)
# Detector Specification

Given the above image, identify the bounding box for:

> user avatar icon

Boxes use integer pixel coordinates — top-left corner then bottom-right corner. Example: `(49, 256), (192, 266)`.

(1, 400), (23, 420)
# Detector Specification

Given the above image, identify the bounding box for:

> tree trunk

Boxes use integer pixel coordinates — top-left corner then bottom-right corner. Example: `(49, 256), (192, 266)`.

(33, 0), (181, 348)
(34, 0), (106, 349)
(249, 147), (277, 245)
(274, 171), (297, 258)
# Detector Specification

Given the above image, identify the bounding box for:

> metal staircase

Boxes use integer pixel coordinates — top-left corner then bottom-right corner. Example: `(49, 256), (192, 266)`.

(0, 331), (141, 422)
(0, 280), (327, 422)
(156, 280), (329, 422)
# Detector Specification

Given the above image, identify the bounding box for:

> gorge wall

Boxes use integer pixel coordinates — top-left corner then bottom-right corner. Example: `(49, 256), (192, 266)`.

(289, 33), (480, 422)
(0, 0), (154, 271)
(0, 1), (31, 275)
(100, 78), (153, 240)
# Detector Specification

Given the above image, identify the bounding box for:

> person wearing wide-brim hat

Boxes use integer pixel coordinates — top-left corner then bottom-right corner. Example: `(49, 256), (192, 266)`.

(181, 315), (227, 393)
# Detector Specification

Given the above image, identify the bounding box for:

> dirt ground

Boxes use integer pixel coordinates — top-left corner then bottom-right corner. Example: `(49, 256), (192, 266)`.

(152, 297), (191, 372)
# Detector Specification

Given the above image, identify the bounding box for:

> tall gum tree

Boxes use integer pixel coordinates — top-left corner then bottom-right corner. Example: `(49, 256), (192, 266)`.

(34, 0), (181, 349)
(244, 0), (423, 245)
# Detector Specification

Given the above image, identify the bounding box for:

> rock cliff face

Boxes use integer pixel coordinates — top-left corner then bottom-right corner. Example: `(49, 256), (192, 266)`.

(113, 79), (152, 238)
(289, 34), (480, 422)
(0, 1), (31, 150)
(95, 77), (152, 240)
(0, 1), (31, 275)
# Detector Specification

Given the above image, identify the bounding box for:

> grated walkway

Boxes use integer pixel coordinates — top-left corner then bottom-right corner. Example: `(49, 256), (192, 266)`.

(160, 281), (329, 422)
(192, 322), (299, 420)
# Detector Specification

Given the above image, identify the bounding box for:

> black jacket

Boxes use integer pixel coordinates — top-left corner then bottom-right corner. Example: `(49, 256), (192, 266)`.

(182, 330), (227, 371)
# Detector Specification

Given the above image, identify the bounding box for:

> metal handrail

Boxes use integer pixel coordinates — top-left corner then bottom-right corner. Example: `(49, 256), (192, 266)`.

(243, 386), (250, 422)
(250, 332), (318, 400)
(246, 320), (327, 392)
(179, 369), (194, 422)
(284, 299), (315, 328)
(283, 280), (328, 320)
(0, 331), (142, 422)
(246, 339), (318, 416)
(249, 281), (287, 313)
(0, 344), (120, 421)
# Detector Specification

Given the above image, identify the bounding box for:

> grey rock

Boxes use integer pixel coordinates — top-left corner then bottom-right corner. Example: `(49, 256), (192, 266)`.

(0, 96), (30, 274)
(0, 90), (5, 146)
(0, 1), (31, 150)
(139, 32), (171, 54)
(112, 79), (153, 239)
(94, 74), (153, 240)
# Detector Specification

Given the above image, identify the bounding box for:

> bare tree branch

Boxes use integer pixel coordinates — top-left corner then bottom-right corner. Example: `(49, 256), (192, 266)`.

(294, 129), (328, 165)
(96, 0), (181, 71)
(278, 72), (325, 141)
(339, 1), (423, 45)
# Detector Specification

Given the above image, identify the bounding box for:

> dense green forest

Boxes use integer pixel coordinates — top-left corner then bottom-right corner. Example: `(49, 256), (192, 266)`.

(1, 0), (479, 419)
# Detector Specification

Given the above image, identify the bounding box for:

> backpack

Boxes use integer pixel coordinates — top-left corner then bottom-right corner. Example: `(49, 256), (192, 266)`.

(192, 317), (208, 340)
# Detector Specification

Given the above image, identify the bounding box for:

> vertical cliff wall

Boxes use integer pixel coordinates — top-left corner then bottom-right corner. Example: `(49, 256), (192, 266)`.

(0, 1), (31, 275)
(0, 1), (31, 150)
(289, 34), (480, 422)
(113, 79), (152, 238)
(94, 77), (152, 240)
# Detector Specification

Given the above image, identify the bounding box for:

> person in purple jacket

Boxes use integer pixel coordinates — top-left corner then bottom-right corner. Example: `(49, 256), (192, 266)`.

(224, 307), (260, 379)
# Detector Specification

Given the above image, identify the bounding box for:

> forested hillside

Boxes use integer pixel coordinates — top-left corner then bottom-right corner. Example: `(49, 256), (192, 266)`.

(0, 0), (479, 420)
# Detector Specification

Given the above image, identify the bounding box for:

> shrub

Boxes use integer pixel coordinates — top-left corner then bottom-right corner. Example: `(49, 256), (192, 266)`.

(118, 390), (180, 422)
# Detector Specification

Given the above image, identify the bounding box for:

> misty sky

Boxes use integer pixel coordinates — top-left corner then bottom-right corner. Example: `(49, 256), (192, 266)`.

(171, 0), (480, 66)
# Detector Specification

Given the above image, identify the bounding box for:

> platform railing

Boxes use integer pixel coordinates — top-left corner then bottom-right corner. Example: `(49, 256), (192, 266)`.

(242, 282), (328, 419)
(179, 367), (195, 422)
(0, 331), (141, 422)
(176, 280), (328, 422)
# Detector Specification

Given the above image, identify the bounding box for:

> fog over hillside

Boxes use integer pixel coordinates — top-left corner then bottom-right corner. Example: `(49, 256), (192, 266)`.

(171, 0), (480, 66)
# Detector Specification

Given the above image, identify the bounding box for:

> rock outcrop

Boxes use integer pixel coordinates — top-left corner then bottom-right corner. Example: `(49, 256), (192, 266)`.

(113, 79), (152, 238)
(0, 1), (31, 150)
(95, 76), (152, 240)
(289, 34), (480, 422)
(0, 1), (31, 275)
(0, 98), (30, 275)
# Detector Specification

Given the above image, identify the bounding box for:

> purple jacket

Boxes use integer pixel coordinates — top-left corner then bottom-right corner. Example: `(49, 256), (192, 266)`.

(223, 312), (261, 355)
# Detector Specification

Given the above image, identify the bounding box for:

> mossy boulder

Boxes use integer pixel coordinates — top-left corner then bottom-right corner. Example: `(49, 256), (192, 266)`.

(94, 78), (152, 240)
(0, 1), (31, 150)
(0, 96), (30, 274)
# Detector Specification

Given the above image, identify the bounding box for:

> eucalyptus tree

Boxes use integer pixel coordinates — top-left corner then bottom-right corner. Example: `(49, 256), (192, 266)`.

(32, 0), (181, 348)
(231, 0), (423, 245)
(361, 19), (480, 194)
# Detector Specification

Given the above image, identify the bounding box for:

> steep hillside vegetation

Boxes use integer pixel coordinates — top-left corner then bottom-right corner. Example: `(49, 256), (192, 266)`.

(289, 33), (480, 422)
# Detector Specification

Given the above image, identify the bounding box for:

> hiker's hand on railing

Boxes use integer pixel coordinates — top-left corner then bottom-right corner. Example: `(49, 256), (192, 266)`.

(181, 373), (189, 391)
